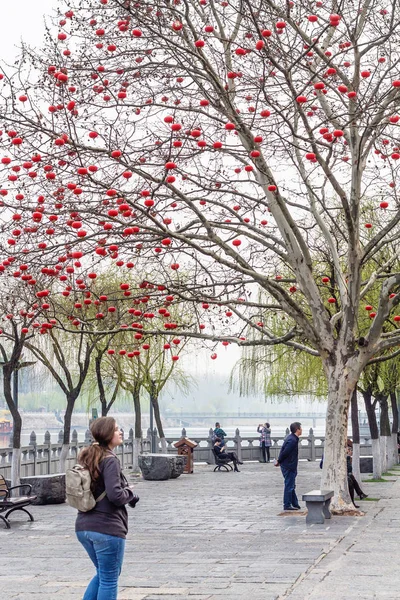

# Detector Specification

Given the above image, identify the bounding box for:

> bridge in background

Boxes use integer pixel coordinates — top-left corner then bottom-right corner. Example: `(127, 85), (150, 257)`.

(165, 412), (369, 428)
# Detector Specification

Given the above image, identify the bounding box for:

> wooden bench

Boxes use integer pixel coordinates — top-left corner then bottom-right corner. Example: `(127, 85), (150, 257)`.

(302, 489), (334, 524)
(212, 448), (233, 472)
(0, 474), (37, 529)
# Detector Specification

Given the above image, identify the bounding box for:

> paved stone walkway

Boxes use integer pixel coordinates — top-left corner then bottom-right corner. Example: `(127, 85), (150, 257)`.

(1, 461), (399, 599)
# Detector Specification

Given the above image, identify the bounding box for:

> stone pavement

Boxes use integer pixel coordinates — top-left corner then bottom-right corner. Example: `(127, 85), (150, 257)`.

(1, 461), (399, 600)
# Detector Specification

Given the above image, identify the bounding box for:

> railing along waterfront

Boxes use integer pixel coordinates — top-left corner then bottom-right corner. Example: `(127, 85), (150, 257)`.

(0, 427), (374, 479)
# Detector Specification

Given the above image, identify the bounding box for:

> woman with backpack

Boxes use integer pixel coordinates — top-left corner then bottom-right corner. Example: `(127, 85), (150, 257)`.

(74, 416), (139, 600)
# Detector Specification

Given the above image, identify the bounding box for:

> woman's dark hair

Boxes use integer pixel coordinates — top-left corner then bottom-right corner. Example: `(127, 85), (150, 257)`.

(214, 437), (222, 443)
(78, 416), (116, 487)
(346, 438), (353, 448)
(265, 423), (270, 428)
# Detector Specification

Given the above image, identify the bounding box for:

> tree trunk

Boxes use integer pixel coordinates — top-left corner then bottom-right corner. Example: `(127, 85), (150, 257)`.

(95, 354), (107, 416)
(363, 389), (381, 478)
(390, 391), (399, 465)
(3, 365), (22, 487)
(60, 395), (76, 472)
(131, 388), (142, 471)
(378, 394), (391, 472)
(321, 363), (355, 511)
(132, 389), (142, 440)
(350, 389), (361, 485)
(151, 395), (166, 452)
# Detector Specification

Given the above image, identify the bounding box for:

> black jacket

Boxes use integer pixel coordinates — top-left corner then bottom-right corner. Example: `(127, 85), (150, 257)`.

(278, 433), (299, 472)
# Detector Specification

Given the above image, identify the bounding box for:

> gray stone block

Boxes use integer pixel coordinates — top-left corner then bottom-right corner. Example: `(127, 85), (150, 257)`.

(360, 456), (373, 473)
(20, 474), (66, 505)
(138, 454), (186, 480)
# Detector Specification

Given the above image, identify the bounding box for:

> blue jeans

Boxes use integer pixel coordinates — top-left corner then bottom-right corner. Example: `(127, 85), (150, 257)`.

(76, 531), (126, 600)
(280, 467), (299, 509)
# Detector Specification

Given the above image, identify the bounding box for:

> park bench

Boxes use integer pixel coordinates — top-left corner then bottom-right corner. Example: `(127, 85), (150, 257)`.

(212, 448), (233, 472)
(302, 489), (334, 524)
(0, 473), (37, 529)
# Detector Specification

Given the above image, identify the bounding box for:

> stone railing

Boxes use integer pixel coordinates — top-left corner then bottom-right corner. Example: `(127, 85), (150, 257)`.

(0, 427), (374, 479)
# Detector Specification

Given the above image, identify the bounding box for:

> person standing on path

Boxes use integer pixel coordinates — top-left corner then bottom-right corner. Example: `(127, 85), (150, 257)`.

(75, 416), (139, 600)
(213, 422), (227, 447)
(275, 422), (302, 511)
(257, 422), (272, 462)
(346, 439), (368, 508)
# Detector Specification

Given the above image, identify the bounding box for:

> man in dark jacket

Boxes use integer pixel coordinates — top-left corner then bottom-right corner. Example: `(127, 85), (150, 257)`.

(275, 422), (302, 511)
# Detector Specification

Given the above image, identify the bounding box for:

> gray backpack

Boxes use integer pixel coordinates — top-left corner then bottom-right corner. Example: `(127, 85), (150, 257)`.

(66, 464), (106, 512)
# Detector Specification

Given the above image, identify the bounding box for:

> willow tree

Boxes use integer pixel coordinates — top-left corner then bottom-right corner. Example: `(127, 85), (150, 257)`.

(3, 0), (400, 509)
(112, 329), (194, 452)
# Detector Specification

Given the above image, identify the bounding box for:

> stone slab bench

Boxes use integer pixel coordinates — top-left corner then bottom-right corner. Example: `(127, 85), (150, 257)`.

(19, 474), (66, 505)
(360, 457), (373, 473)
(302, 489), (334, 524)
(138, 454), (186, 481)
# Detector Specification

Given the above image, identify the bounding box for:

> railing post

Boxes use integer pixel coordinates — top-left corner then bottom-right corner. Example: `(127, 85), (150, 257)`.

(146, 427), (152, 453)
(44, 431), (51, 474)
(208, 428), (214, 464)
(234, 428), (242, 462)
(29, 431), (37, 476)
(181, 427), (187, 438)
(85, 429), (92, 445)
(153, 427), (158, 453)
(129, 428), (134, 467)
(309, 428), (316, 462)
(121, 429), (125, 468)
(71, 429), (78, 460)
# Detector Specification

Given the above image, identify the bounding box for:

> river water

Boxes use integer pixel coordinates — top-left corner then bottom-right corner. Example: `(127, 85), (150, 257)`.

(0, 422), (333, 449)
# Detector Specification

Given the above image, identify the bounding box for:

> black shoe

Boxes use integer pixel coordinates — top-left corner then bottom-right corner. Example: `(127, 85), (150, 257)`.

(266, 460), (270, 463)
(353, 504), (360, 509)
(293, 505), (301, 510)
(284, 506), (297, 511)
(234, 468), (240, 472)
(238, 461), (244, 465)
(359, 494), (368, 500)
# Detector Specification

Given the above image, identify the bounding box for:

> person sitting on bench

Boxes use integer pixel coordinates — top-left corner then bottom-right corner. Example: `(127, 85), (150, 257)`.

(214, 438), (243, 472)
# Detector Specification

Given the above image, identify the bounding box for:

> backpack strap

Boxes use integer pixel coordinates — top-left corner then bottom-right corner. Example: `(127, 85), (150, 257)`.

(95, 490), (107, 503)
(94, 452), (115, 503)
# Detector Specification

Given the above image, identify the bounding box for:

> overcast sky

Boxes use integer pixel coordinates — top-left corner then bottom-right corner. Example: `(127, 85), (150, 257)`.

(0, 0), (246, 380)
(0, 1), (57, 64)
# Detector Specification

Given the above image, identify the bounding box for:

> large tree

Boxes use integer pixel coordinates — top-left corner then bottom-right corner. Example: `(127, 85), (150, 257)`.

(2, 0), (400, 508)
(0, 282), (40, 485)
